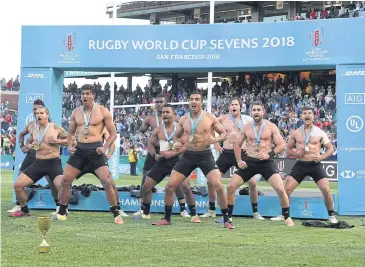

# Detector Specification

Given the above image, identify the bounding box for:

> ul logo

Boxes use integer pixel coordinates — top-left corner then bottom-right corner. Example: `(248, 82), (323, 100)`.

(346, 116), (363, 133)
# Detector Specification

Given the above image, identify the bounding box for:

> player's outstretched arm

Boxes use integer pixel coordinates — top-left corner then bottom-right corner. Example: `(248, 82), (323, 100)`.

(139, 116), (150, 134)
(50, 124), (68, 146)
(173, 116), (185, 143)
(271, 123), (286, 155)
(211, 114), (227, 144)
(148, 128), (159, 156)
(102, 107), (117, 150)
(286, 131), (299, 158)
(67, 110), (77, 149)
(234, 128), (247, 163)
(319, 134), (334, 161)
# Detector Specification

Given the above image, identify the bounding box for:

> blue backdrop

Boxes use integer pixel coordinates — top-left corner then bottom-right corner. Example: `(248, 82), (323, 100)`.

(17, 19), (365, 215)
(337, 65), (365, 215)
(21, 19), (365, 71)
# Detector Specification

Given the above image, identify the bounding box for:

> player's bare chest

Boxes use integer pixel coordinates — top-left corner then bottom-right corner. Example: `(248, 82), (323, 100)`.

(183, 116), (212, 134)
(32, 125), (57, 140)
(246, 125), (272, 141)
(75, 110), (104, 126)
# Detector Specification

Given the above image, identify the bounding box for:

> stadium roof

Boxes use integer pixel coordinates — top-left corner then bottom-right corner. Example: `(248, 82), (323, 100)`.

(106, 1), (256, 21)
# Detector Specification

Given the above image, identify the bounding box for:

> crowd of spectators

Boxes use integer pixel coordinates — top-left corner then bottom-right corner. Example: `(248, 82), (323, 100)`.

(1, 72), (338, 159)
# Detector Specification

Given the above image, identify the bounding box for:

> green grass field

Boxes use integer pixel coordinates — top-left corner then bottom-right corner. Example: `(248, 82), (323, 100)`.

(1, 170), (364, 267)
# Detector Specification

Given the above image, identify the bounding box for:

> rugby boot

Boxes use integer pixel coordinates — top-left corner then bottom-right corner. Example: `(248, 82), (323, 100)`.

(180, 210), (191, 218)
(253, 212), (265, 220)
(191, 215), (201, 223)
(270, 215), (284, 221)
(118, 210), (129, 217)
(7, 205), (21, 213)
(285, 217), (295, 227)
(200, 210), (216, 218)
(152, 218), (171, 226)
(224, 221), (235, 229)
(141, 213), (151, 220)
(9, 211), (31, 217)
(114, 215), (124, 225)
(328, 215), (338, 224)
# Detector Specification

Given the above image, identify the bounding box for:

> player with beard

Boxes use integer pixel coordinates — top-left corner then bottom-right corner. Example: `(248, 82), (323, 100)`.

(141, 104), (197, 220)
(227, 102), (294, 227)
(134, 94), (191, 218)
(9, 107), (66, 217)
(56, 84), (123, 224)
(153, 92), (235, 229)
(8, 100), (63, 214)
(201, 97), (265, 221)
(271, 107), (337, 223)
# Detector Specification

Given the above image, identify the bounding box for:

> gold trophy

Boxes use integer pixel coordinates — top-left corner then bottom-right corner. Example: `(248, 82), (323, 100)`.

(37, 216), (51, 253)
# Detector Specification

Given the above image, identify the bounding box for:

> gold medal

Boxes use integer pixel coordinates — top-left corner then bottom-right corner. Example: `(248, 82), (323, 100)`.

(168, 142), (173, 150)
(189, 135), (194, 142)
(83, 128), (90, 136)
(33, 144), (40, 151)
(305, 145), (310, 152)
(255, 144), (260, 152)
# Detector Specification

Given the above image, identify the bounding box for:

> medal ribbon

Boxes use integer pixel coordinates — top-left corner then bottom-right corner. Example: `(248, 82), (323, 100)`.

(252, 121), (264, 146)
(163, 122), (177, 142)
(155, 112), (160, 127)
(231, 115), (243, 129)
(82, 103), (96, 129)
(37, 123), (50, 145)
(189, 111), (203, 136)
(301, 125), (313, 146)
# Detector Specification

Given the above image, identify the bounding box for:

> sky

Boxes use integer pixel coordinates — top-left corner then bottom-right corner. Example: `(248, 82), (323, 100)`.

(0, 0), (154, 88)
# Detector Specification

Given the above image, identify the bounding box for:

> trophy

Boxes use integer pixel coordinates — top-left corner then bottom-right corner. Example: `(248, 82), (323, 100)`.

(37, 216), (51, 253)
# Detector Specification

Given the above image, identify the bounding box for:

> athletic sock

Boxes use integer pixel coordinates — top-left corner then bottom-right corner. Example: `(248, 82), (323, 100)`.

(222, 208), (229, 223)
(58, 204), (68, 215)
(143, 203), (151, 215)
(179, 202), (186, 212)
(54, 198), (60, 207)
(282, 207), (290, 220)
(21, 205), (29, 213)
(110, 206), (120, 218)
(209, 202), (216, 211)
(140, 202), (144, 211)
(117, 202), (121, 210)
(164, 205), (173, 221)
(228, 204), (234, 218)
(328, 209), (335, 216)
(188, 205), (197, 217)
(252, 202), (258, 213)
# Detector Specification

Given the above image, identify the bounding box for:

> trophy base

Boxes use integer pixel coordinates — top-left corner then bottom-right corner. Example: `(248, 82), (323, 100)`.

(39, 245), (51, 253)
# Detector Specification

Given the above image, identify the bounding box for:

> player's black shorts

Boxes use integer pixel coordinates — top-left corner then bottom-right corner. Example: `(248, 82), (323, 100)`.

(235, 157), (278, 182)
(19, 149), (36, 172)
(148, 156), (180, 184)
(216, 149), (248, 174)
(67, 142), (108, 172)
(143, 146), (160, 171)
(174, 150), (218, 178)
(23, 157), (63, 183)
(75, 163), (111, 180)
(289, 161), (326, 184)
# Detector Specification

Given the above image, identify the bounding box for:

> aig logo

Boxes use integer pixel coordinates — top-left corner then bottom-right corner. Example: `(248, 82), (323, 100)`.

(345, 93), (365, 105)
(26, 93), (43, 103)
